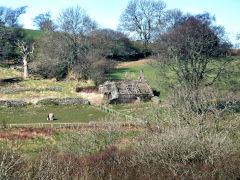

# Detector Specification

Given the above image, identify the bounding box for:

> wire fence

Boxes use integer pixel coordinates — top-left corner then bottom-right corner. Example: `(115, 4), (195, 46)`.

(1, 121), (145, 129)
(91, 103), (144, 124)
(0, 103), (145, 128)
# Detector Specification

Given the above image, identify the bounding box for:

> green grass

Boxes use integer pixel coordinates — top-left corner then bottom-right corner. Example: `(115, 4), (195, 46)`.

(0, 66), (94, 100)
(23, 29), (45, 40)
(214, 56), (240, 91)
(0, 104), (108, 124)
(107, 62), (176, 98)
(107, 56), (240, 99)
(107, 64), (153, 81)
(2, 128), (144, 155)
(6, 136), (54, 154)
(112, 102), (151, 111)
(0, 66), (22, 79)
(111, 102), (153, 117)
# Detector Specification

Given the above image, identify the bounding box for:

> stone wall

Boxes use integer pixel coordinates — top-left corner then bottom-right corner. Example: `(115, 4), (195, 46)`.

(0, 100), (28, 107)
(0, 98), (90, 107)
(0, 87), (62, 94)
(36, 98), (90, 105)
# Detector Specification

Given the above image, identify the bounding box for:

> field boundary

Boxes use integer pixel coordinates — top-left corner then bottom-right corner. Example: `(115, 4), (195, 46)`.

(0, 121), (145, 128)
(91, 103), (144, 124)
(0, 99), (146, 128)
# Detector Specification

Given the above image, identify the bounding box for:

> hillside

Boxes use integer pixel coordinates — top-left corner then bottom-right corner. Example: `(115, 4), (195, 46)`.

(0, 57), (240, 179)
(23, 29), (45, 40)
(1, 55), (240, 101)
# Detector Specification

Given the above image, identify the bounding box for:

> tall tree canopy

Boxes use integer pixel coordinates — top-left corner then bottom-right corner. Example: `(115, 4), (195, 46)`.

(0, 6), (27, 63)
(89, 29), (138, 58)
(35, 6), (111, 83)
(56, 6), (97, 68)
(156, 13), (232, 91)
(57, 6), (97, 35)
(33, 12), (57, 31)
(0, 6), (27, 27)
(118, 0), (166, 48)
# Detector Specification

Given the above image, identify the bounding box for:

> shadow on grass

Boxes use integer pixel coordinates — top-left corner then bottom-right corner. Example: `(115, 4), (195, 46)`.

(111, 54), (146, 62)
(0, 77), (23, 87)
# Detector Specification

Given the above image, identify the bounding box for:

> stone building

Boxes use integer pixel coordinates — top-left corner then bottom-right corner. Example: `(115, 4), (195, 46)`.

(99, 70), (154, 103)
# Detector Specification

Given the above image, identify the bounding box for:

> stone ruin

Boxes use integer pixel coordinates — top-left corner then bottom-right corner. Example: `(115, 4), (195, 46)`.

(99, 70), (154, 104)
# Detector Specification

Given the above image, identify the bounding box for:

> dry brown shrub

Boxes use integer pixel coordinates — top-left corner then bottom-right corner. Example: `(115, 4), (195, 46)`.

(0, 127), (56, 141)
(133, 87), (240, 179)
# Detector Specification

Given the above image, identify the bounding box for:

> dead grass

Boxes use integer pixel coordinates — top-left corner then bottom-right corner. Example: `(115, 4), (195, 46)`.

(116, 59), (150, 68)
(59, 123), (145, 134)
(0, 67), (95, 102)
(78, 92), (103, 104)
(0, 127), (56, 141)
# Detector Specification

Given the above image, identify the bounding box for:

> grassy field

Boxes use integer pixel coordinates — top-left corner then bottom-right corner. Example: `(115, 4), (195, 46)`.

(2, 55), (239, 101)
(107, 56), (240, 97)
(0, 127), (143, 154)
(0, 57), (240, 178)
(1, 56), (239, 121)
(107, 60), (174, 98)
(0, 104), (108, 124)
(0, 66), (94, 101)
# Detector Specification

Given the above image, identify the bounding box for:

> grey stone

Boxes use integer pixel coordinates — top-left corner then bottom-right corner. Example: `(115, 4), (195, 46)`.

(0, 87), (62, 94)
(151, 96), (161, 104)
(36, 98), (90, 105)
(88, 121), (98, 126)
(0, 100), (28, 107)
(100, 70), (154, 104)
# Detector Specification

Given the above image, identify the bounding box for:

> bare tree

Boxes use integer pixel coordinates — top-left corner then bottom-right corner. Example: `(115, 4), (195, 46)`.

(163, 9), (183, 32)
(0, 6), (27, 27)
(35, 6), (104, 82)
(33, 12), (57, 31)
(118, 0), (166, 50)
(16, 40), (34, 78)
(156, 13), (232, 92)
(57, 6), (97, 35)
(237, 33), (240, 40)
(56, 6), (97, 68)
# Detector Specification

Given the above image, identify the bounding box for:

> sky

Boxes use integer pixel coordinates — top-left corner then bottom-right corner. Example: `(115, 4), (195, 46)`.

(1, 0), (239, 45)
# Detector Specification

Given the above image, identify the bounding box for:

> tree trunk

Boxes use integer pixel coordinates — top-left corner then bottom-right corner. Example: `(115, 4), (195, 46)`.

(23, 55), (28, 78)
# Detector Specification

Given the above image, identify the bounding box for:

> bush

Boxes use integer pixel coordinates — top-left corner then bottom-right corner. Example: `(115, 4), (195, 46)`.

(0, 63), (10, 68)
(73, 54), (115, 85)
(138, 87), (240, 178)
(89, 69), (106, 86)
(0, 130), (239, 179)
(0, 147), (25, 179)
(58, 130), (123, 156)
(54, 62), (68, 81)
(29, 58), (67, 79)
(89, 29), (140, 59)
